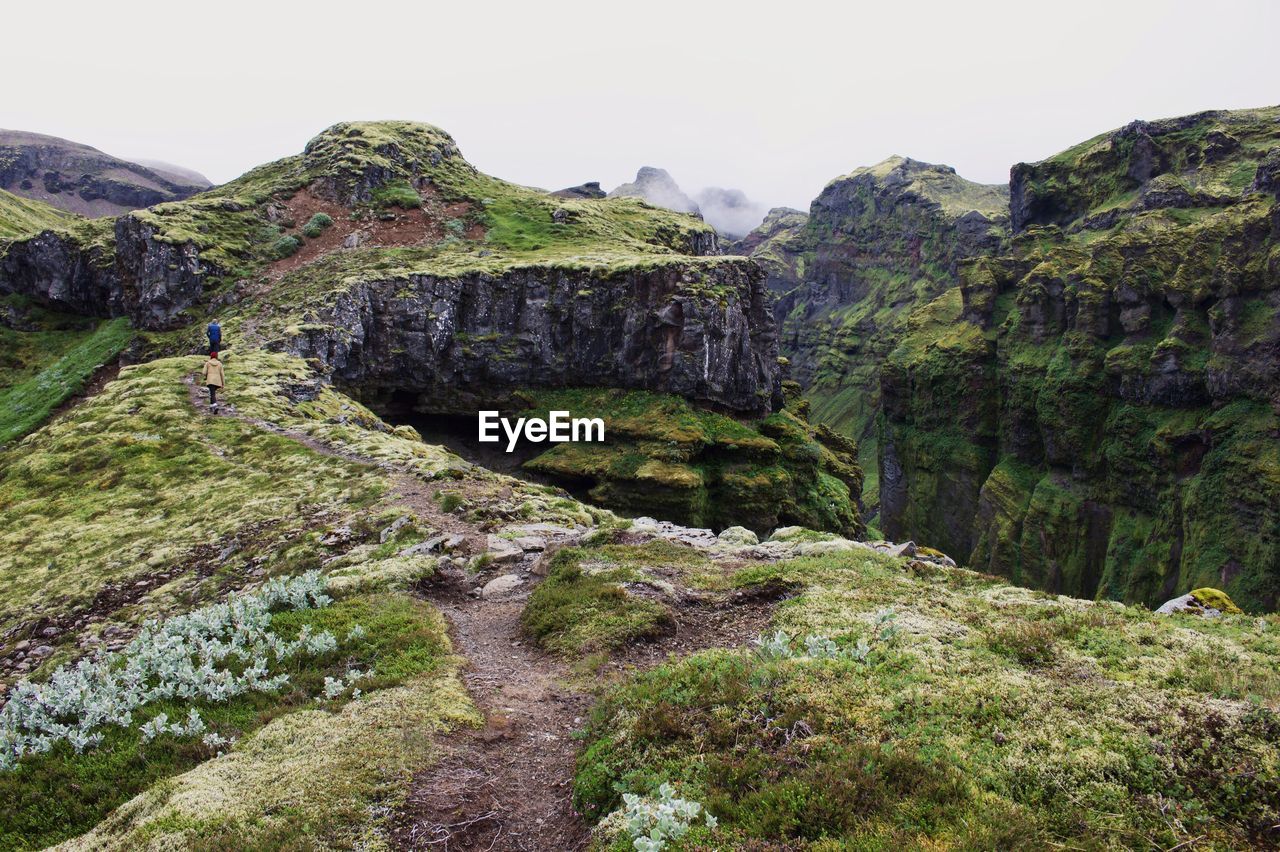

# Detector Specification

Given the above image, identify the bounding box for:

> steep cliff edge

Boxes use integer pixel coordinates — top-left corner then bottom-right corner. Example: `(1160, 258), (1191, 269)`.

(880, 106), (1280, 611)
(738, 158), (1008, 512)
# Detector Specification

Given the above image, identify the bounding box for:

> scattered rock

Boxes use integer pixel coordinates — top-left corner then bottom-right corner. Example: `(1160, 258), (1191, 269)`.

(481, 574), (525, 599)
(880, 540), (917, 558)
(401, 533), (463, 557)
(717, 526), (759, 547)
(485, 534), (525, 564)
(380, 516), (411, 543)
(513, 536), (547, 552)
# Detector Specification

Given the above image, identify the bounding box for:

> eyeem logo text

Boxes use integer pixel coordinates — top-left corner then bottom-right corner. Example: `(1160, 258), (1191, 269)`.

(478, 410), (605, 452)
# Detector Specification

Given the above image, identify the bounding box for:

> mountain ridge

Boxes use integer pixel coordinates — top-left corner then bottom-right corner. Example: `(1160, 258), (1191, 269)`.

(0, 129), (210, 217)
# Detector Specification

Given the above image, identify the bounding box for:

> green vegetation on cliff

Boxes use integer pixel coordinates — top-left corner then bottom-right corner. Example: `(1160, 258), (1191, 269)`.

(740, 157), (1010, 516)
(0, 297), (132, 445)
(881, 106), (1280, 612)
(521, 388), (864, 537)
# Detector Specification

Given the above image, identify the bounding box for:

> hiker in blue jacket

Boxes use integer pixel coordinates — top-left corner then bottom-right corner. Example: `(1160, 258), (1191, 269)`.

(207, 320), (222, 352)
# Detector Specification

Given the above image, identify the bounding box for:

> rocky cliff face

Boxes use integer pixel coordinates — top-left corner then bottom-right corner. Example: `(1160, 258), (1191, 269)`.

(0, 124), (775, 403)
(730, 207), (809, 294)
(880, 106), (1280, 611)
(284, 256), (782, 416)
(0, 216), (210, 329)
(0, 130), (209, 218)
(551, 182), (607, 199)
(738, 157), (1009, 514)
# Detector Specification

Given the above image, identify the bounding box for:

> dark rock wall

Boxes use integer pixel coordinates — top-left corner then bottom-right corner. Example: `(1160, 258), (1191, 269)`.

(285, 259), (782, 416)
(880, 108), (1280, 611)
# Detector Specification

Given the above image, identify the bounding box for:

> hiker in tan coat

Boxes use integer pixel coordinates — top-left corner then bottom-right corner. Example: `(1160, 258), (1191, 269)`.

(202, 351), (225, 411)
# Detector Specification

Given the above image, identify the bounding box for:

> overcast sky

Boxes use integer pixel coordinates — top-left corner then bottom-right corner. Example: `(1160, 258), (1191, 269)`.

(4, 0), (1277, 211)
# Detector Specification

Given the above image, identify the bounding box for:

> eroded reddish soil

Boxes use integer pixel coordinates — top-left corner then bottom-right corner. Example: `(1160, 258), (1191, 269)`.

(266, 187), (484, 279)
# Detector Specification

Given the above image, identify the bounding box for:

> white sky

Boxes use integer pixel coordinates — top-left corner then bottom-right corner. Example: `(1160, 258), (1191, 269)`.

(4, 0), (1277, 211)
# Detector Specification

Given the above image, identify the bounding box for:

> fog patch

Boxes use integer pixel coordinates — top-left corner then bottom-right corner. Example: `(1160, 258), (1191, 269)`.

(694, 187), (766, 239)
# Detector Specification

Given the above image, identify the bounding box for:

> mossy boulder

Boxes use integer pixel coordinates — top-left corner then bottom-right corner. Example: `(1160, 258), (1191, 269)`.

(522, 389), (863, 537)
(1157, 587), (1245, 616)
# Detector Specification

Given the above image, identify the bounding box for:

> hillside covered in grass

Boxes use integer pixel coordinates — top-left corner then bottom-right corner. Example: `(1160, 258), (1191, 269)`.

(0, 190), (78, 240)
(565, 538), (1280, 849)
(0, 349), (606, 848)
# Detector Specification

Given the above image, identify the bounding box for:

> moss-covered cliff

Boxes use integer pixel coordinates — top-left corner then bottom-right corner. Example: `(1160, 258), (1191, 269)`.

(521, 388), (864, 536)
(737, 157), (1008, 512)
(880, 106), (1280, 612)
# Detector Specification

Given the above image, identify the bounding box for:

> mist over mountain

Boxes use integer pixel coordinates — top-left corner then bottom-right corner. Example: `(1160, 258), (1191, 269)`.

(694, 186), (766, 239)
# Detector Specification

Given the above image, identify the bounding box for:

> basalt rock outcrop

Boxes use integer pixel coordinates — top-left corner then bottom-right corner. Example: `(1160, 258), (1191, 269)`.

(550, 181), (607, 199)
(0, 130), (209, 218)
(285, 256), (783, 416)
(880, 106), (1280, 611)
(738, 157), (1009, 513)
(0, 215), (210, 329)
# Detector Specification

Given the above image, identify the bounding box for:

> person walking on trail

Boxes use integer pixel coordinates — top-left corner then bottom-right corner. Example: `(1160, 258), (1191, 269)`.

(207, 320), (222, 352)
(203, 351), (225, 411)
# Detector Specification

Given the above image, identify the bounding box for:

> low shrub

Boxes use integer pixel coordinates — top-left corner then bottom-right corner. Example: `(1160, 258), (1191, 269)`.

(272, 234), (301, 259)
(521, 548), (671, 654)
(302, 212), (334, 238)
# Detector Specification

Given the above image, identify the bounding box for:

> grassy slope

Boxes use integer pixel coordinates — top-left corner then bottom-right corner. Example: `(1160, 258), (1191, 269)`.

(0, 189), (78, 240)
(0, 313), (132, 445)
(573, 548), (1280, 849)
(0, 352), (510, 848)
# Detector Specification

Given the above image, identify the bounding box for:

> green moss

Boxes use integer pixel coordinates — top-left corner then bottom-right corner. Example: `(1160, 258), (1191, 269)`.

(520, 545), (674, 654)
(0, 316), (132, 445)
(1188, 587), (1244, 614)
(370, 180), (421, 209)
(578, 544), (1280, 848)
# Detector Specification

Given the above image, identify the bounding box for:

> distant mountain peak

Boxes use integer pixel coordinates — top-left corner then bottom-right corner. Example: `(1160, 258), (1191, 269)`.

(0, 129), (210, 218)
(608, 167), (700, 215)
